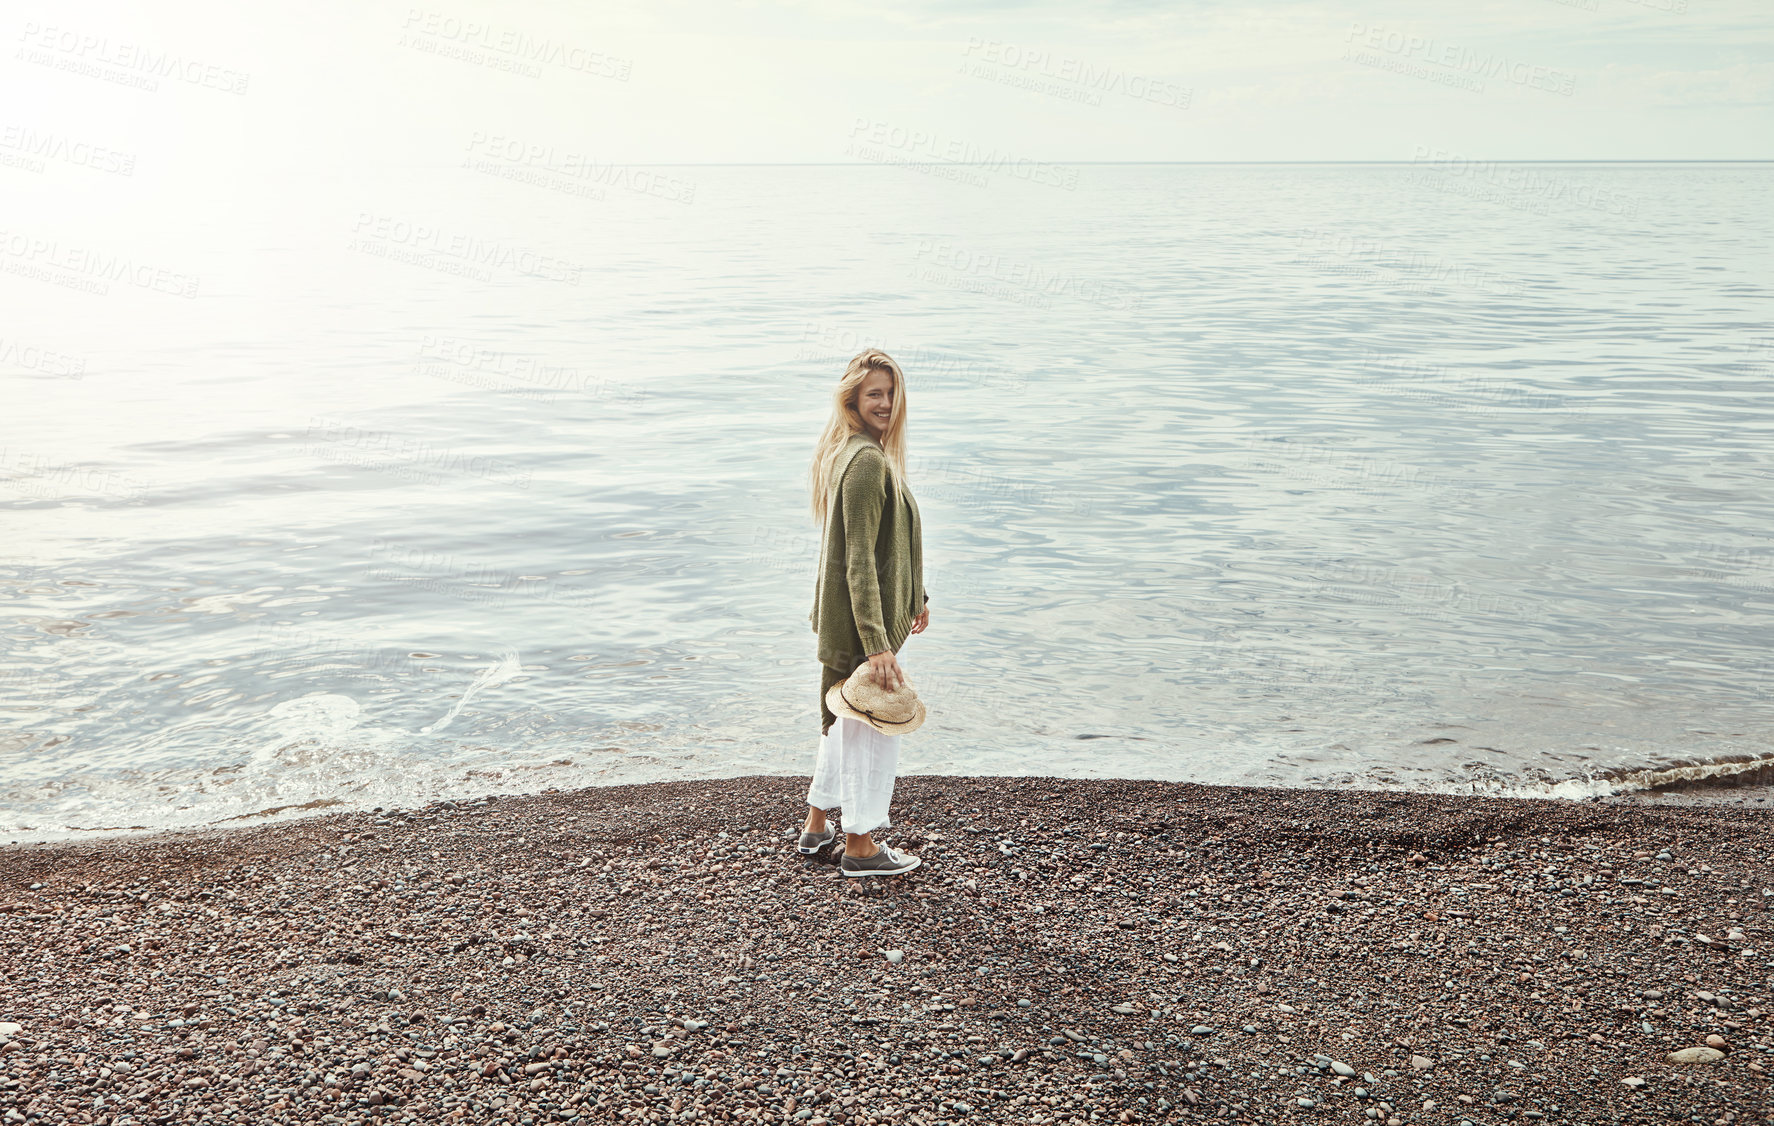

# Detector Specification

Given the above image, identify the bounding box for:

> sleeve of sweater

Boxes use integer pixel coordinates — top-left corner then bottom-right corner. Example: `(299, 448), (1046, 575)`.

(840, 449), (890, 656)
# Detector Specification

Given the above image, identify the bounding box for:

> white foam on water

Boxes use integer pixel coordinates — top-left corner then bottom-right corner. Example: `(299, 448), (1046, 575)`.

(264, 693), (363, 738)
(422, 649), (523, 735)
(1433, 753), (1774, 802)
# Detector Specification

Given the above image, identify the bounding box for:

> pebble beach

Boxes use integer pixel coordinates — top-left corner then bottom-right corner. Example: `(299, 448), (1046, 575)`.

(2, 777), (1770, 1125)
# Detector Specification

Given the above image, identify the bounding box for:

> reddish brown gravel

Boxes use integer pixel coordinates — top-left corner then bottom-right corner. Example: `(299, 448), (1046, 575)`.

(2, 776), (1771, 1125)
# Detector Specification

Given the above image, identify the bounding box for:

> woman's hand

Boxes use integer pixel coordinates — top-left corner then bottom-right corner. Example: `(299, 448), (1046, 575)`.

(867, 648), (905, 693)
(865, 609), (927, 691)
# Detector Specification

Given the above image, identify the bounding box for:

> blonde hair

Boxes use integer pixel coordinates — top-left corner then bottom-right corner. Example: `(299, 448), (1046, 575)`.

(809, 349), (909, 524)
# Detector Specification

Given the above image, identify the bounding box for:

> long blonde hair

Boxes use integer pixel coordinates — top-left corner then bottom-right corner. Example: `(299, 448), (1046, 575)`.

(809, 349), (909, 524)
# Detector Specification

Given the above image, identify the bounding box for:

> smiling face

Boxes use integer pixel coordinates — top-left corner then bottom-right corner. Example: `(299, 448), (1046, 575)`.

(855, 365), (895, 441)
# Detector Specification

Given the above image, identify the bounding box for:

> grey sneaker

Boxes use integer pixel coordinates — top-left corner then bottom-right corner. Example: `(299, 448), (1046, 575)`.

(797, 825), (838, 855)
(840, 844), (922, 878)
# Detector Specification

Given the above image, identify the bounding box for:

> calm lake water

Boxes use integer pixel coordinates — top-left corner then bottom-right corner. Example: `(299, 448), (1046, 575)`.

(5, 162), (1772, 842)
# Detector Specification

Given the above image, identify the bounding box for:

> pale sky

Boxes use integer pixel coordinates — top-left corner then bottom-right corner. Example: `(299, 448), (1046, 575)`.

(4, 0), (1771, 174)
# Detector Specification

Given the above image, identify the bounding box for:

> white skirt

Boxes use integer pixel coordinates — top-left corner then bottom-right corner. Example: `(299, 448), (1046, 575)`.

(806, 714), (901, 835)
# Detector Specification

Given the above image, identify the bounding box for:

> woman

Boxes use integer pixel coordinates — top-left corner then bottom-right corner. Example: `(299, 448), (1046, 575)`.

(802, 349), (929, 877)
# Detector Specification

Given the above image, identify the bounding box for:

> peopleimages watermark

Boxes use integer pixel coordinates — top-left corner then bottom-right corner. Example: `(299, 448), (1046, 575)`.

(415, 335), (645, 403)
(739, 527), (819, 578)
(846, 118), (1079, 191)
(911, 240), (1143, 312)
(1406, 145), (1640, 218)
(1352, 349), (1589, 417)
(1678, 544), (1774, 591)
(1199, 636), (1429, 701)
(0, 124), (135, 176)
(0, 446), (149, 503)
(1306, 559), (1538, 621)
(908, 453), (1092, 518)
(844, 136), (987, 188)
(913, 669), (1028, 722)
(794, 324), (1029, 395)
(362, 538), (600, 609)
(304, 415), (532, 489)
(255, 622), (417, 676)
(366, 539), (675, 605)
(1235, 433), (1483, 504)
(1292, 227), (1525, 298)
(348, 212), (582, 285)
(1733, 336), (1772, 378)
(1343, 23), (1575, 97)
(397, 9), (631, 82)
(0, 335), (86, 378)
(462, 132), (694, 204)
(14, 21), (250, 94)
(959, 39), (1191, 111)
(0, 227), (200, 298)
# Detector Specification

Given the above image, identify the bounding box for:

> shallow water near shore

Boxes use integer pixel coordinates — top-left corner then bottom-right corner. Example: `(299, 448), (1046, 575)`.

(4, 162), (1773, 842)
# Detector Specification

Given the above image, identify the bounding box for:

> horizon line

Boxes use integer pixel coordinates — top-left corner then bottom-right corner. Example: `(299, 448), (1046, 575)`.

(540, 159), (1774, 166)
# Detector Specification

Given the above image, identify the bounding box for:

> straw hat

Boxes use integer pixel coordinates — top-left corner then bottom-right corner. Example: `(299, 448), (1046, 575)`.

(826, 661), (927, 735)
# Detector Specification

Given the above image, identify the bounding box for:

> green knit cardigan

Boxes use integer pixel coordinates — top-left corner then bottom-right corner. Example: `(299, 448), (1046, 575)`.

(810, 432), (927, 670)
